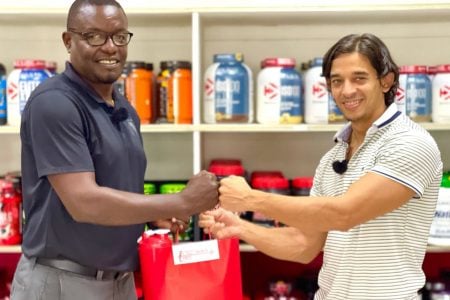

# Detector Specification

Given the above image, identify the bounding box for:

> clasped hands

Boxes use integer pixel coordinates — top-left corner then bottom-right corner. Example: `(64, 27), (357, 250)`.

(199, 175), (253, 239)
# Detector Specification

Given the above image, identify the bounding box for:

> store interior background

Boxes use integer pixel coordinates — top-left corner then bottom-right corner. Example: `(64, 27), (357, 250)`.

(2, 0), (450, 299)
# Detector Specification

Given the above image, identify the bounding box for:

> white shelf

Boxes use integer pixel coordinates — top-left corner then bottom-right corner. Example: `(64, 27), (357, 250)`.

(2, 1), (450, 14)
(3, 123), (450, 134)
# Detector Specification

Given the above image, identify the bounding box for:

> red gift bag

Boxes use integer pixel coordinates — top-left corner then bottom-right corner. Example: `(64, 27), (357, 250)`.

(138, 229), (243, 300)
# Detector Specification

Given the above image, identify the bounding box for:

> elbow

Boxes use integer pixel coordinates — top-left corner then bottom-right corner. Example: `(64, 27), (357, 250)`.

(61, 194), (98, 224)
(334, 209), (357, 231)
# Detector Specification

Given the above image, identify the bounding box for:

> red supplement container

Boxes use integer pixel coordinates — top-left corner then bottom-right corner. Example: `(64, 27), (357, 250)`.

(251, 176), (290, 227)
(0, 179), (22, 245)
(291, 176), (313, 196)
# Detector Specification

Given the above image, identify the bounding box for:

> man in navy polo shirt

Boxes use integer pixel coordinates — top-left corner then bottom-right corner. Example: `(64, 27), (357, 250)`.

(10, 1), (219, 299)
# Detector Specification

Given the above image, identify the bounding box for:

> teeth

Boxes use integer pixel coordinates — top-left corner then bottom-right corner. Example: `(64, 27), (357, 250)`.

(99, 60), (117, 64)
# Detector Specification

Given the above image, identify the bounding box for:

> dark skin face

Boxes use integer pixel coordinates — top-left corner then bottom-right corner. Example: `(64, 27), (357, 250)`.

(62, 4), (128, 100)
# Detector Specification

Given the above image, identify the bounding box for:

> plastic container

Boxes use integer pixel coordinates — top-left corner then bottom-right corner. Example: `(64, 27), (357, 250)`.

(203, 53), (253, 123)
(167, 61), (192, 124)
(303, 57), (328, 124)
(0, 179), (22, 245)
(395, 65), (407, 114)
(125, 61), (153, 124)
(403, 65), (432, 122)
(7, 59), (51, 126)
(208, 159), (246, 179)
(428, 173), (450, 246)
(251, 176), (290, 227)
(155, 61), (172, 123)
(159, 183), (192, 241)
(0, 63), (6, 125)
(257, 57), (303, 124)
(291, 176), (313, 196)
(432, 64), (450, 123)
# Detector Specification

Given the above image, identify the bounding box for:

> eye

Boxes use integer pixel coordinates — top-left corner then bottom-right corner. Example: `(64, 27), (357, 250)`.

(85, 32), (105, 42)
(115, 33), (127, 43)
(330, 78), (342, 85)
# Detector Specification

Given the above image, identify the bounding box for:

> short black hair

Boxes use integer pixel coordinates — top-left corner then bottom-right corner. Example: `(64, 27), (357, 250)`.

(67, 0), (125, 29)
(322, 33), (399, 106)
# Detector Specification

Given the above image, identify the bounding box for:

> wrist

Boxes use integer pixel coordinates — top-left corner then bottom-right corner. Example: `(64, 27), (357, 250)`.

(246, 188), (265, 212)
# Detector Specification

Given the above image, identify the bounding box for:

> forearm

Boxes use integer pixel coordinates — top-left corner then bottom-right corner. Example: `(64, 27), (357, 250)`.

(247, 189), (349, 232)
(65, 186), (190, 226)
(239, 220), (324, 264)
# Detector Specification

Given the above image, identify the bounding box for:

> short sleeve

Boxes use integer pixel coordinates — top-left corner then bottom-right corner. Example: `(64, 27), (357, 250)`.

(25, 90), (95, 177)
(371, 132), (442, 197)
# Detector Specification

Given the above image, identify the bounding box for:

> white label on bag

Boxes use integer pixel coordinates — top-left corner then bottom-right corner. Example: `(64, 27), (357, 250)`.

(172, 239), (220, 265)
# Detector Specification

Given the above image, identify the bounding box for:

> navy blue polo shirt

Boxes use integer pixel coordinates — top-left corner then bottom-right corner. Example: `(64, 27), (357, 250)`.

(20, 62), (147, 271)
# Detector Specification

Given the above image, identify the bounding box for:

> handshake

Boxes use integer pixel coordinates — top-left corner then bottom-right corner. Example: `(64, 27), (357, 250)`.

(165, 171), (252, 238)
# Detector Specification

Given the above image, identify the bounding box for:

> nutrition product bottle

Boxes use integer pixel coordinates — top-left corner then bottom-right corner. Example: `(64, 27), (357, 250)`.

(395, 66), (407, 114)
(432, 64), (450, 123)
(155, 61), (173, 123)
(304, 57), (328, 124)
(428, 173), (450, 246)
(0, 63), (6, 125)
(159, 183), (193, 241)
(291, 176), (313, 196)
(251, 176), (290, 227)
(7, 59), (51, 126)
(167, 61), (192, 124)
(45, 61), (58, 76)
(257, 57), (303, 124)
(203, 53), (253, 123)
(114, 62), (130, 97)
(404, 65), (432, 122)
(125, 61), (153, 124)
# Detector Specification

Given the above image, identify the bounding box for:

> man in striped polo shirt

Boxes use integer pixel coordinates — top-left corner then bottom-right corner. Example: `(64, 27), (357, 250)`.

(201, 33), (442, 299)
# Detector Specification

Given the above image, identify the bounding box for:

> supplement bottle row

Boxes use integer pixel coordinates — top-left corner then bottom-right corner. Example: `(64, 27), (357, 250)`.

(117, 60), (192, 124)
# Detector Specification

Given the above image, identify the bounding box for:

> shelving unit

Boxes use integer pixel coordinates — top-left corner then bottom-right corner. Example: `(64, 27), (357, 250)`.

(2, 1), (450, 297)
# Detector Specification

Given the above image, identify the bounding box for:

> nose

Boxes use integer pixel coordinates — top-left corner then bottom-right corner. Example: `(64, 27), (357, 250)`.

(342, 80), (356, 98)
(100, 36), (117, 53)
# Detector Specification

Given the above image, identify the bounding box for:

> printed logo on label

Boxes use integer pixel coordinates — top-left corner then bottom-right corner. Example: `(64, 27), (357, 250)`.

(395, 86), (405, 102)
(264, 82), (278, 99)
(7, 82), (18, 100)
(172, 239), (220, 265)
(439, 85), (450, 100)
(312, 82), (327, 99)
(205, 78), (214, 96)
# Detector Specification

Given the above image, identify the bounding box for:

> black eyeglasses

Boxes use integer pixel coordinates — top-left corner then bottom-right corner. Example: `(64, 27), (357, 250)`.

(68, 29), (133, 47)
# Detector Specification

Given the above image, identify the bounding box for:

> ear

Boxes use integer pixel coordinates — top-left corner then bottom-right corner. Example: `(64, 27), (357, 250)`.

(380, 72), (395, 93)
(62, 31), (72, 53)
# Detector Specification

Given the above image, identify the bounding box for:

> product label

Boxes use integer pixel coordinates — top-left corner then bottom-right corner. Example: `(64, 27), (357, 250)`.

(214, 63), (249, 120)
(304, 66), (329, 124)
(279, 68), (302, 123)
(0, 76), (6, 119)
(429, 187), (450, 246)
(432, 73), (450, 123)
(405, 74), (431, 120)
(203, 63), (219, 123)
(172, 239), (219, 265)
(328, 94), (344, 123)
(395, 74), (406, 113)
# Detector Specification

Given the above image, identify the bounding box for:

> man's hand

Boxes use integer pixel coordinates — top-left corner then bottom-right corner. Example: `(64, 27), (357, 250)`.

(199, 208), (242, 239)
(153, 218), (189, 235)
(219, 175), (252, 212)
(179, 170), (219, 219)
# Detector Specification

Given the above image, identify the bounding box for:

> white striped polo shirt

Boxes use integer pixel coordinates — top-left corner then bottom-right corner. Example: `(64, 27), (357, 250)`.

(311, 104), (443, 300)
